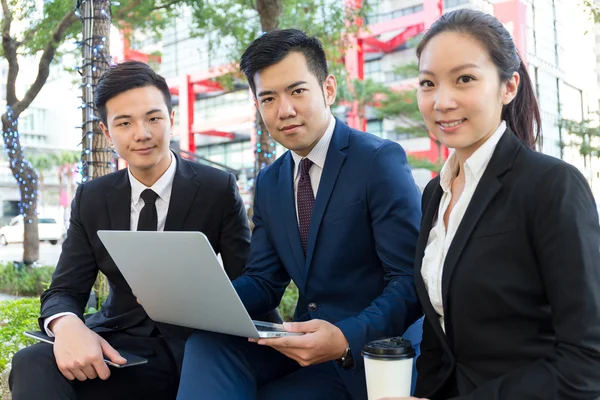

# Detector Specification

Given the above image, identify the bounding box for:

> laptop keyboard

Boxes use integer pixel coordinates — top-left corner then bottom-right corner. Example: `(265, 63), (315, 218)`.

(254, 322), (287, 333)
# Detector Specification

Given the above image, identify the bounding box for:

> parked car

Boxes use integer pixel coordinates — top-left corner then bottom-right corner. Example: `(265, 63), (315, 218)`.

(0, 216), (65, 246)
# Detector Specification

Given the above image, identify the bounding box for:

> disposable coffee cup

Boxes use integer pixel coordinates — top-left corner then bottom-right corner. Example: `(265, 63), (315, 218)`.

(362, 337), (415, 400)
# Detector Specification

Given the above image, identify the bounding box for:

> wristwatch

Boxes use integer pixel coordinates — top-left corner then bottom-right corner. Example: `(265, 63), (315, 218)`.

(336, 345), (354, 369)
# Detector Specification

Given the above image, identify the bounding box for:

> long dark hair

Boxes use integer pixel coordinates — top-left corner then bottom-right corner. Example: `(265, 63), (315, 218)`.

(416, 9), (541, 149)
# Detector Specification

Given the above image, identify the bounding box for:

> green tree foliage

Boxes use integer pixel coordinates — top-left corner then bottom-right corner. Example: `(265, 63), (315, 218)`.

(0, 297), (40, 374)
(559, 117), (600, 172)
(583, 0), (600, 24)
(278, 281), (298, 322)
(0, 262), (54, 297)
(185, 0), (366, 64)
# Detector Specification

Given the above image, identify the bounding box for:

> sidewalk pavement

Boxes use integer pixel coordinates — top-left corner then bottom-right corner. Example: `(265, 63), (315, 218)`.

(0, 293), (20, 301)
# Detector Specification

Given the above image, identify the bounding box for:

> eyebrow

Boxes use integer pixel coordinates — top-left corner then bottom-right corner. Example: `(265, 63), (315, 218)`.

(257, 81), (308, 97)
(113, 109), (164, 121)
(419, 63), (480, 76)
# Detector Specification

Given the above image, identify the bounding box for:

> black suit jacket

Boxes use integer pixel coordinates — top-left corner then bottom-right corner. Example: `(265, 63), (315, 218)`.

(39, 153), (251, 369)
(414, 130), (600, 399)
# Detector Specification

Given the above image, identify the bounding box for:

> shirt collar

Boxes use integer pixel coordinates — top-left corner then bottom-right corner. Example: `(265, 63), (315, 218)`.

(439, 121), (507, 192)
(291, 114), (336, 178)
(129, 151), (176, 204)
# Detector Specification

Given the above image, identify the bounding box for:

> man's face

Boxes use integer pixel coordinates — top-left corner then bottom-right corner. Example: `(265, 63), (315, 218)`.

(100, 85), (174, 179)
(253, 51), (337, 157)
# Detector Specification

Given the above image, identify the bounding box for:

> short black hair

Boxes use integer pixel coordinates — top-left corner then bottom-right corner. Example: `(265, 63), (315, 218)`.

(94, 60), (172, 124)
(240, 29), (328, 96)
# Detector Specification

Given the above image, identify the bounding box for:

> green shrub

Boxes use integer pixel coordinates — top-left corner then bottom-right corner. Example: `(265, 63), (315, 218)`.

(278, 282), (298, 322)
(0, 263), (55, 297)
(0, 298), (40, 374)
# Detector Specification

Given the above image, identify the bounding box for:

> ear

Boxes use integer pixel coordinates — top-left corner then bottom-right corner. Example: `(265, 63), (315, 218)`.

(99, 121), (112, 145)
(323, 75), (337, 106)
(169, 110), (175, 136)
(502, 71), (520, 105)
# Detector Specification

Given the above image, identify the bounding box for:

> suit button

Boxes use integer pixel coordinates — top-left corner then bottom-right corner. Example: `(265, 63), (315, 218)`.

(308, 302), (318, 312)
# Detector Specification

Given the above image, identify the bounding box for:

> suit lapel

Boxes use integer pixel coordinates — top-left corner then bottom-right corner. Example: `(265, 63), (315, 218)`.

(304, 120), (348, 275)
(106, 170), (131, 231)
(164, 154), (199, 231)
(279, 152), (306, 277)
(414, 180), (451, 346)
(441, 130), (521, 309)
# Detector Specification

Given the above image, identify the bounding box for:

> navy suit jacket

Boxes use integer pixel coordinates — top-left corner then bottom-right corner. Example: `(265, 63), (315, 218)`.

(234, 118), (422, 399)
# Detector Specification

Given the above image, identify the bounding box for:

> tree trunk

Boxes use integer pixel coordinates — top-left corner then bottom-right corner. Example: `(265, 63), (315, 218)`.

(252, 0), (282, 176)
(80, 0), (114, 181)
(254, 110), (276, 173)
(257, 0), (282, 32)
(1, 115), (39, 263)
(79, 0), (114, 308)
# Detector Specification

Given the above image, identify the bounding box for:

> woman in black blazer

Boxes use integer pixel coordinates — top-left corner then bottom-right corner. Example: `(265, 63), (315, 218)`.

(386, 8), (600, 400)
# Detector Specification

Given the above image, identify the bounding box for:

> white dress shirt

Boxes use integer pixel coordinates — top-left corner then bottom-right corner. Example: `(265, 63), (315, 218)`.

(128, 152), (176, 232)
(421, 121), (506, 332)
(290, 114), (336, 222)
(44, 152), (176, 336)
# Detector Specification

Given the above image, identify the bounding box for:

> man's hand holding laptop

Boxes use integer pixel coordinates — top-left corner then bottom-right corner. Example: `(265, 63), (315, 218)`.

(249, 319), (348, 366)
(49, 315), (126, 381)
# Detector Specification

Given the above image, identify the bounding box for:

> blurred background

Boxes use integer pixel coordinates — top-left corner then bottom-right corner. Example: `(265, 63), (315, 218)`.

(0, 0), (599, 265)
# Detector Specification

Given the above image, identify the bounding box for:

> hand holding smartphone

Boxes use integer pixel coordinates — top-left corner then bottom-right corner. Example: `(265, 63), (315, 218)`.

(24, 331), (148, 368)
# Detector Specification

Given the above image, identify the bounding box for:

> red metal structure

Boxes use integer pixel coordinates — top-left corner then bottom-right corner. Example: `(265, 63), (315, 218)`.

(164, 64), (248, 154)
(160, 0), (446, 159)
(344, 0), (444, 165)
(342, 0), (528, 168)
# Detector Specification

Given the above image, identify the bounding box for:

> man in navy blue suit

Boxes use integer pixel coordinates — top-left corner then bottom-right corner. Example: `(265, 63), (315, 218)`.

(176, 29), (422, 400)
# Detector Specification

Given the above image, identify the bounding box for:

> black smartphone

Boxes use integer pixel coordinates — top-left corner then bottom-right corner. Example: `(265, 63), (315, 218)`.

(23, 331), (148, 368)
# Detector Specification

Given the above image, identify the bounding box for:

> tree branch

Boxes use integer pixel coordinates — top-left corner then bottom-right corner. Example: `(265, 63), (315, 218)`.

(113, 0), (180, 19)
(113, 0), (143, 19)
(12, 10), (77, 117)
(16, 27), (36, 48)
(1, 0), (19, 105)
(153, 0), (181, 11)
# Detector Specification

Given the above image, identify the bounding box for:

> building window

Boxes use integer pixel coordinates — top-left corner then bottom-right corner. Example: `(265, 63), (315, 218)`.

(195, 139), (256, 171)
(194, 90), (250, 123)
(366, 4), (424, 25)
(2, 200), (19, 217)
(367, 119), (383, 137)
(365, 59), (383, 82)
(444, 0), (469, 8)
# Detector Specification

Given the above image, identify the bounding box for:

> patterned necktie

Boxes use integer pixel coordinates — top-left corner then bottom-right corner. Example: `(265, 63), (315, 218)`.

(137, 189), (159, 231)
(297, 158), (314, 253)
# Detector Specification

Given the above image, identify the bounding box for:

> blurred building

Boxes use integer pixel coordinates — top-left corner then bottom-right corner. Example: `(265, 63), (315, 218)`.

(3, 0), (595, 223)
(157, 0), (600, 195)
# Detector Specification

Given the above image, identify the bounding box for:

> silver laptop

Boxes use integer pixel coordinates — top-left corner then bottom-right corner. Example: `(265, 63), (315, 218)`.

(97, 230), (301, 338)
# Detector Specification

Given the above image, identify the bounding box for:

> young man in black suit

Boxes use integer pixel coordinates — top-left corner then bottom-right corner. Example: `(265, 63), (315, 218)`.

(9, 61), (252, 399)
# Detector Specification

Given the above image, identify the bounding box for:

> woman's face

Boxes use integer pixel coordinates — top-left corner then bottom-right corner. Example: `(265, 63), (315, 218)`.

(417, 31), (519, 158)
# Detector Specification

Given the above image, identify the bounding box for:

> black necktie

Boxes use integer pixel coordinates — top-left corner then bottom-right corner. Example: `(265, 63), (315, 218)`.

(137, 189), (159, 231)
